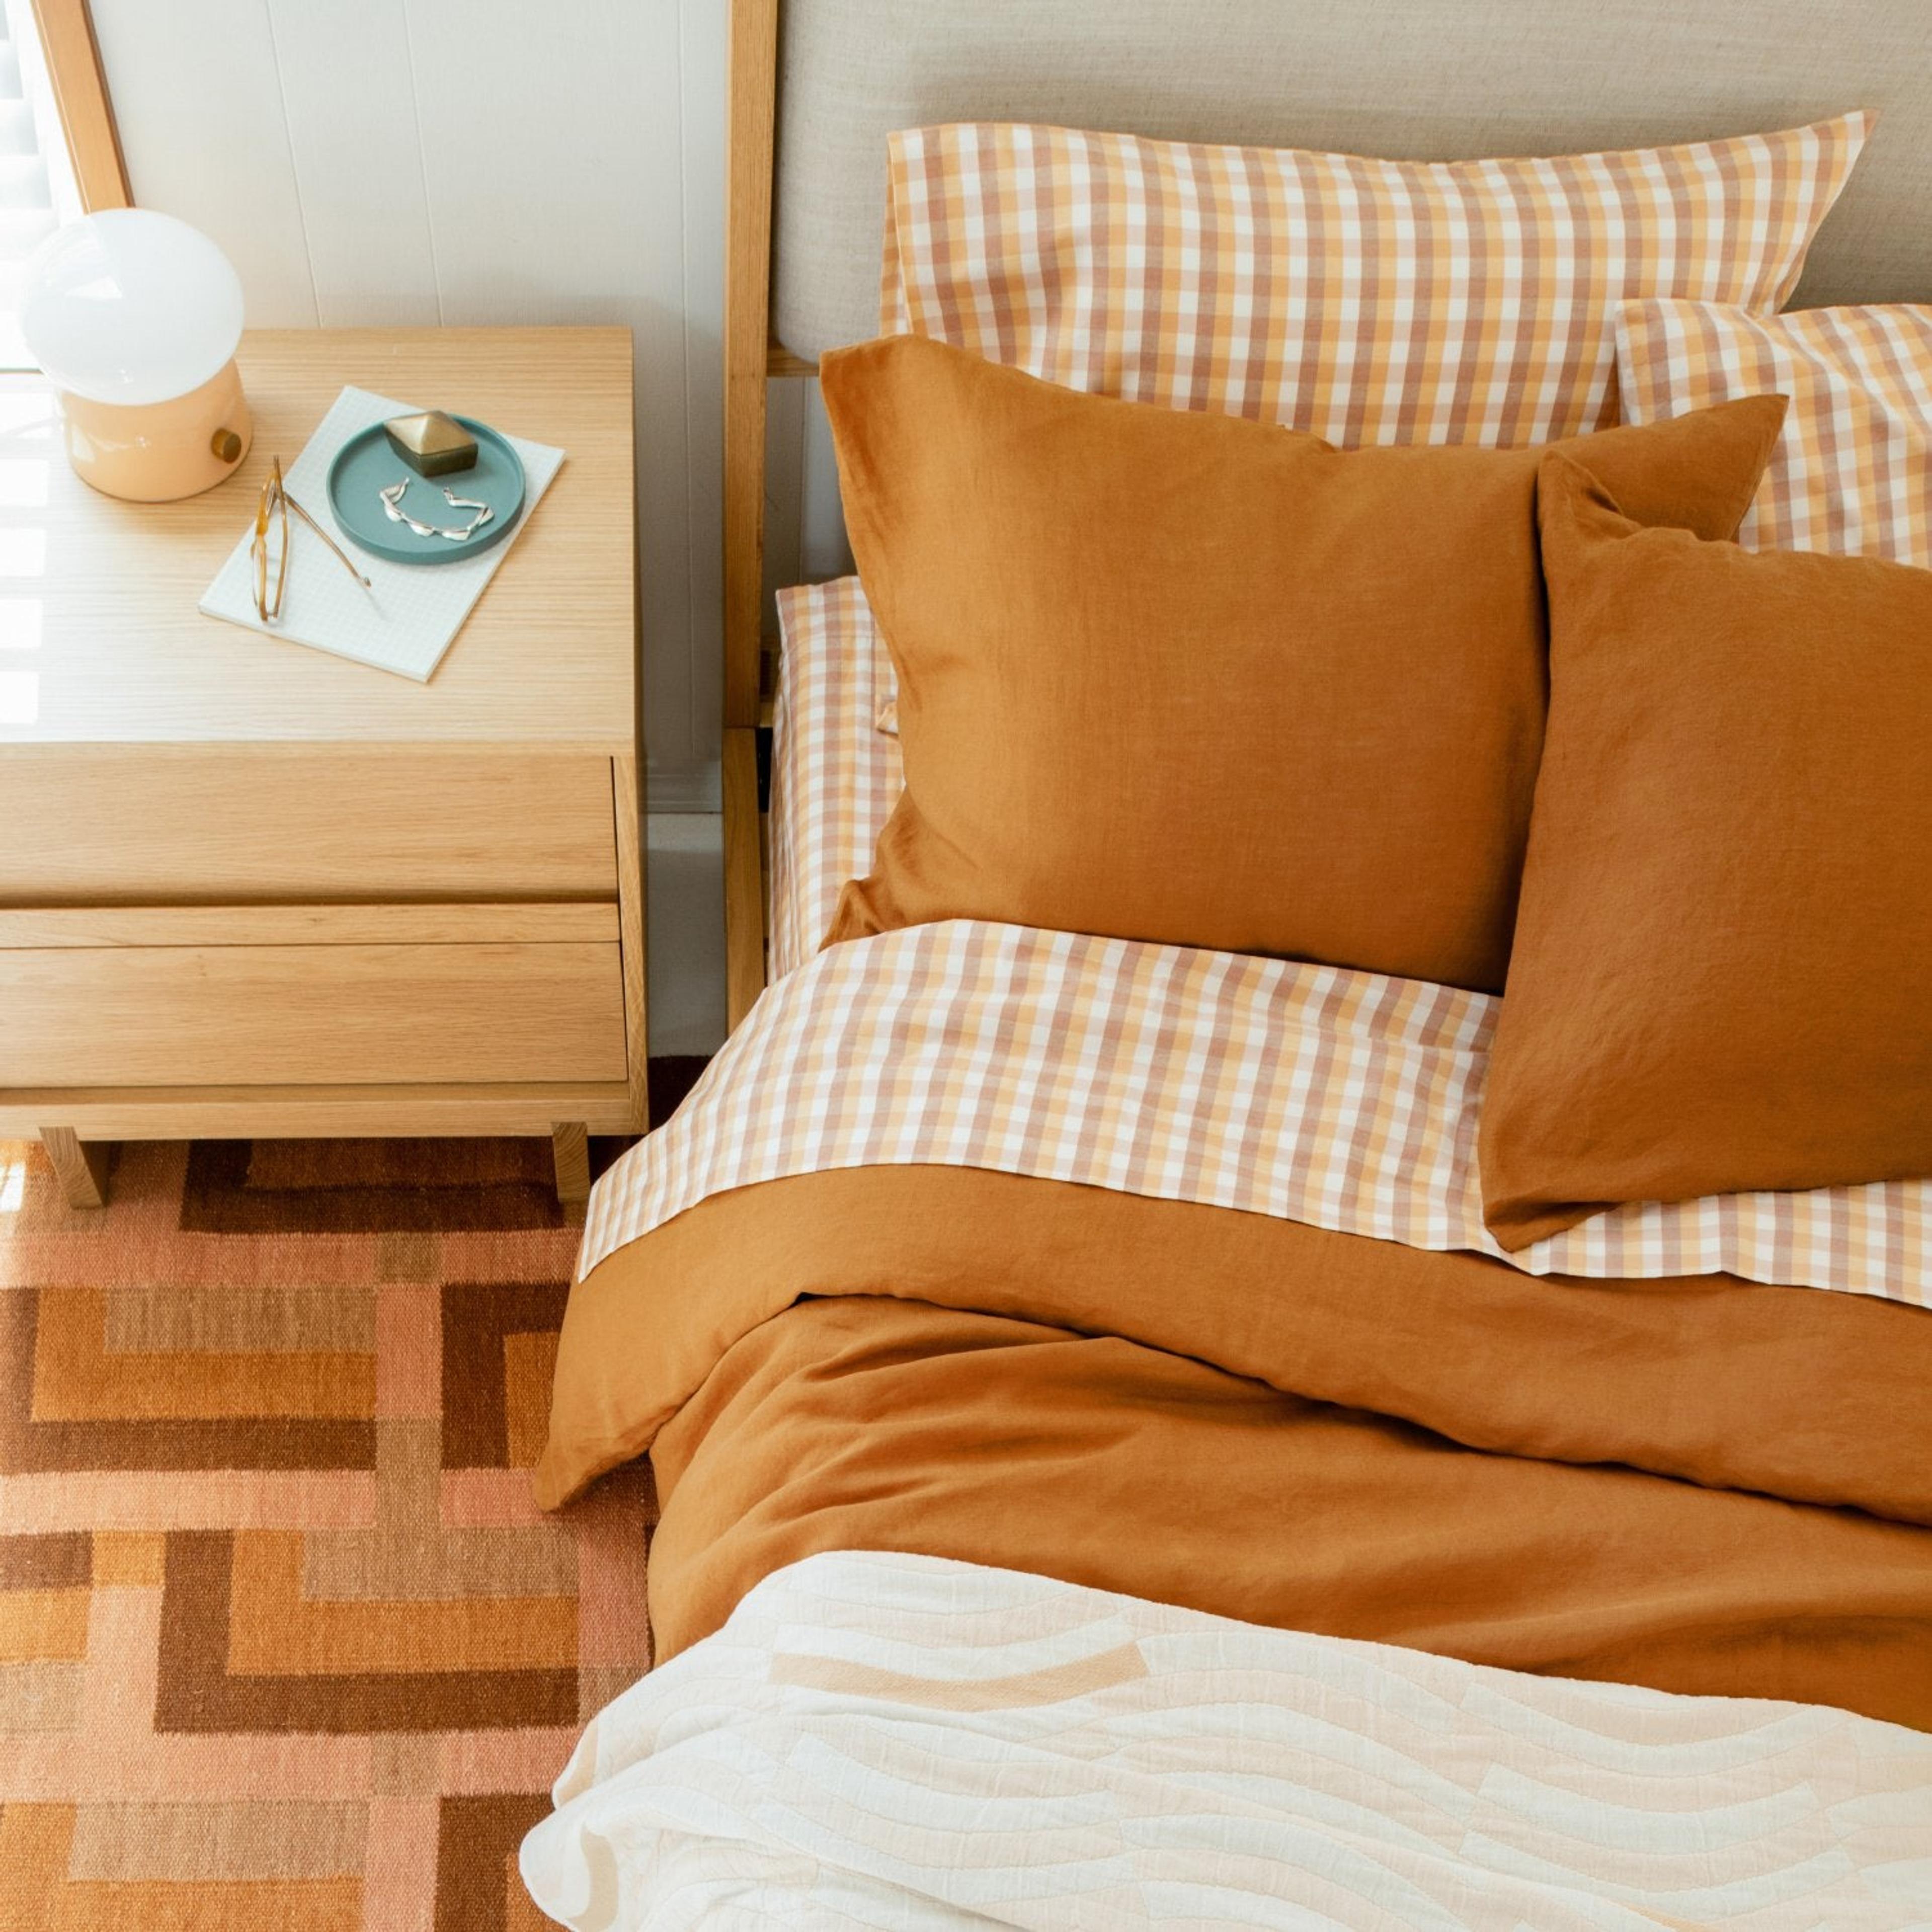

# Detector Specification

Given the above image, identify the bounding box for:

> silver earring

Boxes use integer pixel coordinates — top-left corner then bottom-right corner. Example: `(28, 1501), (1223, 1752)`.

(379, 477), (496, 542)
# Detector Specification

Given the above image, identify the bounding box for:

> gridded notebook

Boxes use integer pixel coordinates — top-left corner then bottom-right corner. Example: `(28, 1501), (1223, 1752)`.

(201, 385), (565, 682)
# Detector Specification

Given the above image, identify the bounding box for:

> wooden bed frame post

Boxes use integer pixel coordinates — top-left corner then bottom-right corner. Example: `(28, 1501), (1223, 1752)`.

(722, 0), (780, 1031)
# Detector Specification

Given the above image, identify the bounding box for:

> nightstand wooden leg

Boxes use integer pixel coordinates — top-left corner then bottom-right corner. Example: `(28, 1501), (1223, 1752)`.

(550, 1122), (591, 1206)
(40, 1127), (110, 1209)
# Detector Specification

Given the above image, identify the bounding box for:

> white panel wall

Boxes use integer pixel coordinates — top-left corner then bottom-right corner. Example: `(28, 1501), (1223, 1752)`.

(89, 0), (757, 811)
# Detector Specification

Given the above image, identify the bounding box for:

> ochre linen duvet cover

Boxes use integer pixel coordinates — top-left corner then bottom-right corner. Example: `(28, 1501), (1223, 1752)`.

(547, 1165), (1932, 1728)
(539, 927), (1932, 1732)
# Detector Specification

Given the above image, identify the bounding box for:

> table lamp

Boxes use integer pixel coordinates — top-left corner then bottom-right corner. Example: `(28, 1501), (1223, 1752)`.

(20, 208), (251, 502)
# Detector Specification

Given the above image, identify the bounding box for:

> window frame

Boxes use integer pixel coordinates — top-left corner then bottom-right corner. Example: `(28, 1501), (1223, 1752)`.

(25, 0), (126, 211)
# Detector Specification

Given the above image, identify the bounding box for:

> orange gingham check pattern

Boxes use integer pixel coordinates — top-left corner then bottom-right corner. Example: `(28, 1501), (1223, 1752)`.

(878, 115), (1871, 446)
(581, 919), (1927, 1306)
(768, 578), (901, 979)
(1617, 298), (1932, 563)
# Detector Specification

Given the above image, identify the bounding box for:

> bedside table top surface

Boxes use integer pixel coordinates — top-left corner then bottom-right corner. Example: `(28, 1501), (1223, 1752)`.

(0, 327), (635, 750)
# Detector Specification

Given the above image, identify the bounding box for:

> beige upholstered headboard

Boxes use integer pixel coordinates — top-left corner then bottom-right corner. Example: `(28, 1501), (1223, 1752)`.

(772, 0), (1930, 359)
(721, 0), (1930, 1026)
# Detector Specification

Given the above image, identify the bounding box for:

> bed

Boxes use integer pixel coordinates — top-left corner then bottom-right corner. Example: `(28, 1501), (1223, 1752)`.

(522, 3), (1932, 1923)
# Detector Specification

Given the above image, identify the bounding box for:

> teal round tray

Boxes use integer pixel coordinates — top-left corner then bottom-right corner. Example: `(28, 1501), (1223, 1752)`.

(326, 415), (525, 566)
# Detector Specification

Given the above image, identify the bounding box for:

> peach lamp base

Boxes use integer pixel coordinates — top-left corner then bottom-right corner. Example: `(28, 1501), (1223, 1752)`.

(55, 357), (253, 502)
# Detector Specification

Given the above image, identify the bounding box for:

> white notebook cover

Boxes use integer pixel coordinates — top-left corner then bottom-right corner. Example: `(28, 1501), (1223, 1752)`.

(200, 385), (565, 683)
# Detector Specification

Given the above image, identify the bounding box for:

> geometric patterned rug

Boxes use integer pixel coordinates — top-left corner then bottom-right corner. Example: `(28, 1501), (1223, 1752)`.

(0, 1130), (660, 1931)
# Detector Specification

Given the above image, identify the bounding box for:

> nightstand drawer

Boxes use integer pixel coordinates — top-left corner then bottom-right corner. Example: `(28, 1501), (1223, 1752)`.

(0, 748), (619, 904)
(0, 907), (628, 1087)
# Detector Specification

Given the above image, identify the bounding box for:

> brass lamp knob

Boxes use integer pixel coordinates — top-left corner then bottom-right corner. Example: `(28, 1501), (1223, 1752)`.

(211, 427), (244, 464)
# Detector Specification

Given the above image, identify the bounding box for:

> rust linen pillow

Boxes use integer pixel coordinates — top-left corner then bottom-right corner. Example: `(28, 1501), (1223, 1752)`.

(1480, 453), (1932, 1250)
(820, 334), (1786, 991)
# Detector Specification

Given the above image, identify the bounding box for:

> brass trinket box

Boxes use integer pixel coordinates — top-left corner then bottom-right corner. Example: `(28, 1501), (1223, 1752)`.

(382, 409), (478, 477)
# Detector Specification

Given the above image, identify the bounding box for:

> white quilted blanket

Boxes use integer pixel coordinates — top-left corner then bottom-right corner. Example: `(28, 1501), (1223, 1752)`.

(521, 1551), (1932, 1930)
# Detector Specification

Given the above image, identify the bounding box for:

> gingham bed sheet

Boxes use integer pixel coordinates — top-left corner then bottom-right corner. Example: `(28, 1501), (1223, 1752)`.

(582, 918), (1927, 1306)
(767, 578), (900, 978)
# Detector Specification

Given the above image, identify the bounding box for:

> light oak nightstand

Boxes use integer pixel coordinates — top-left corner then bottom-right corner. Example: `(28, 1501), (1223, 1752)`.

(0, 326), (647, 1206)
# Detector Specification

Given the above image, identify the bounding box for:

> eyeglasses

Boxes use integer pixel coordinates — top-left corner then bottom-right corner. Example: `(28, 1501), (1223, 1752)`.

(251, 456), (371, 624)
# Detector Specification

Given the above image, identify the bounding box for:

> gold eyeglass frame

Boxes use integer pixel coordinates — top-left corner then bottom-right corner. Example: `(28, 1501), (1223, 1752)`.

(251, 456), (372, 624)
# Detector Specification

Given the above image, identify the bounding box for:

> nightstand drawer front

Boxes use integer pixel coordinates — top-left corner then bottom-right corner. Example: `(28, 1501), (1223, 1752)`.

(0, 936), (628, 1087)
(0, 749), (618, 903)
(0, 904), (620, 947)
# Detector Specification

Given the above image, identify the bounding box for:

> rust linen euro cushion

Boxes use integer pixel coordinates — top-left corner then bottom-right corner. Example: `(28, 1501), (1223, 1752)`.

(1480, 452), (1932, 1249)
(880, 115), (1871, 447)
(819, 334), (1786, 991)
(1616, 298), (1932, 564)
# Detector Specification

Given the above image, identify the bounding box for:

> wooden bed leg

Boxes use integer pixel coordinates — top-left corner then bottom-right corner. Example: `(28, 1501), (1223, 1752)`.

(550, 1121), (592, 1207)
(40, 1126), (110, 1209)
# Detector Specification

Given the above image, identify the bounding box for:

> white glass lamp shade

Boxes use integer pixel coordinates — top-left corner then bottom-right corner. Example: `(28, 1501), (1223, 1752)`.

(22, 209), (243, 404)
(19, 210), (252, 500)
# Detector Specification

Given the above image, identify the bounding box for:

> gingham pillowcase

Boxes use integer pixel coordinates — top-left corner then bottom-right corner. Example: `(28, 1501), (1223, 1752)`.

(878, 114), (1872, 447)
(768, 578), (901, 980)
(1615, 299), (1932, 564)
